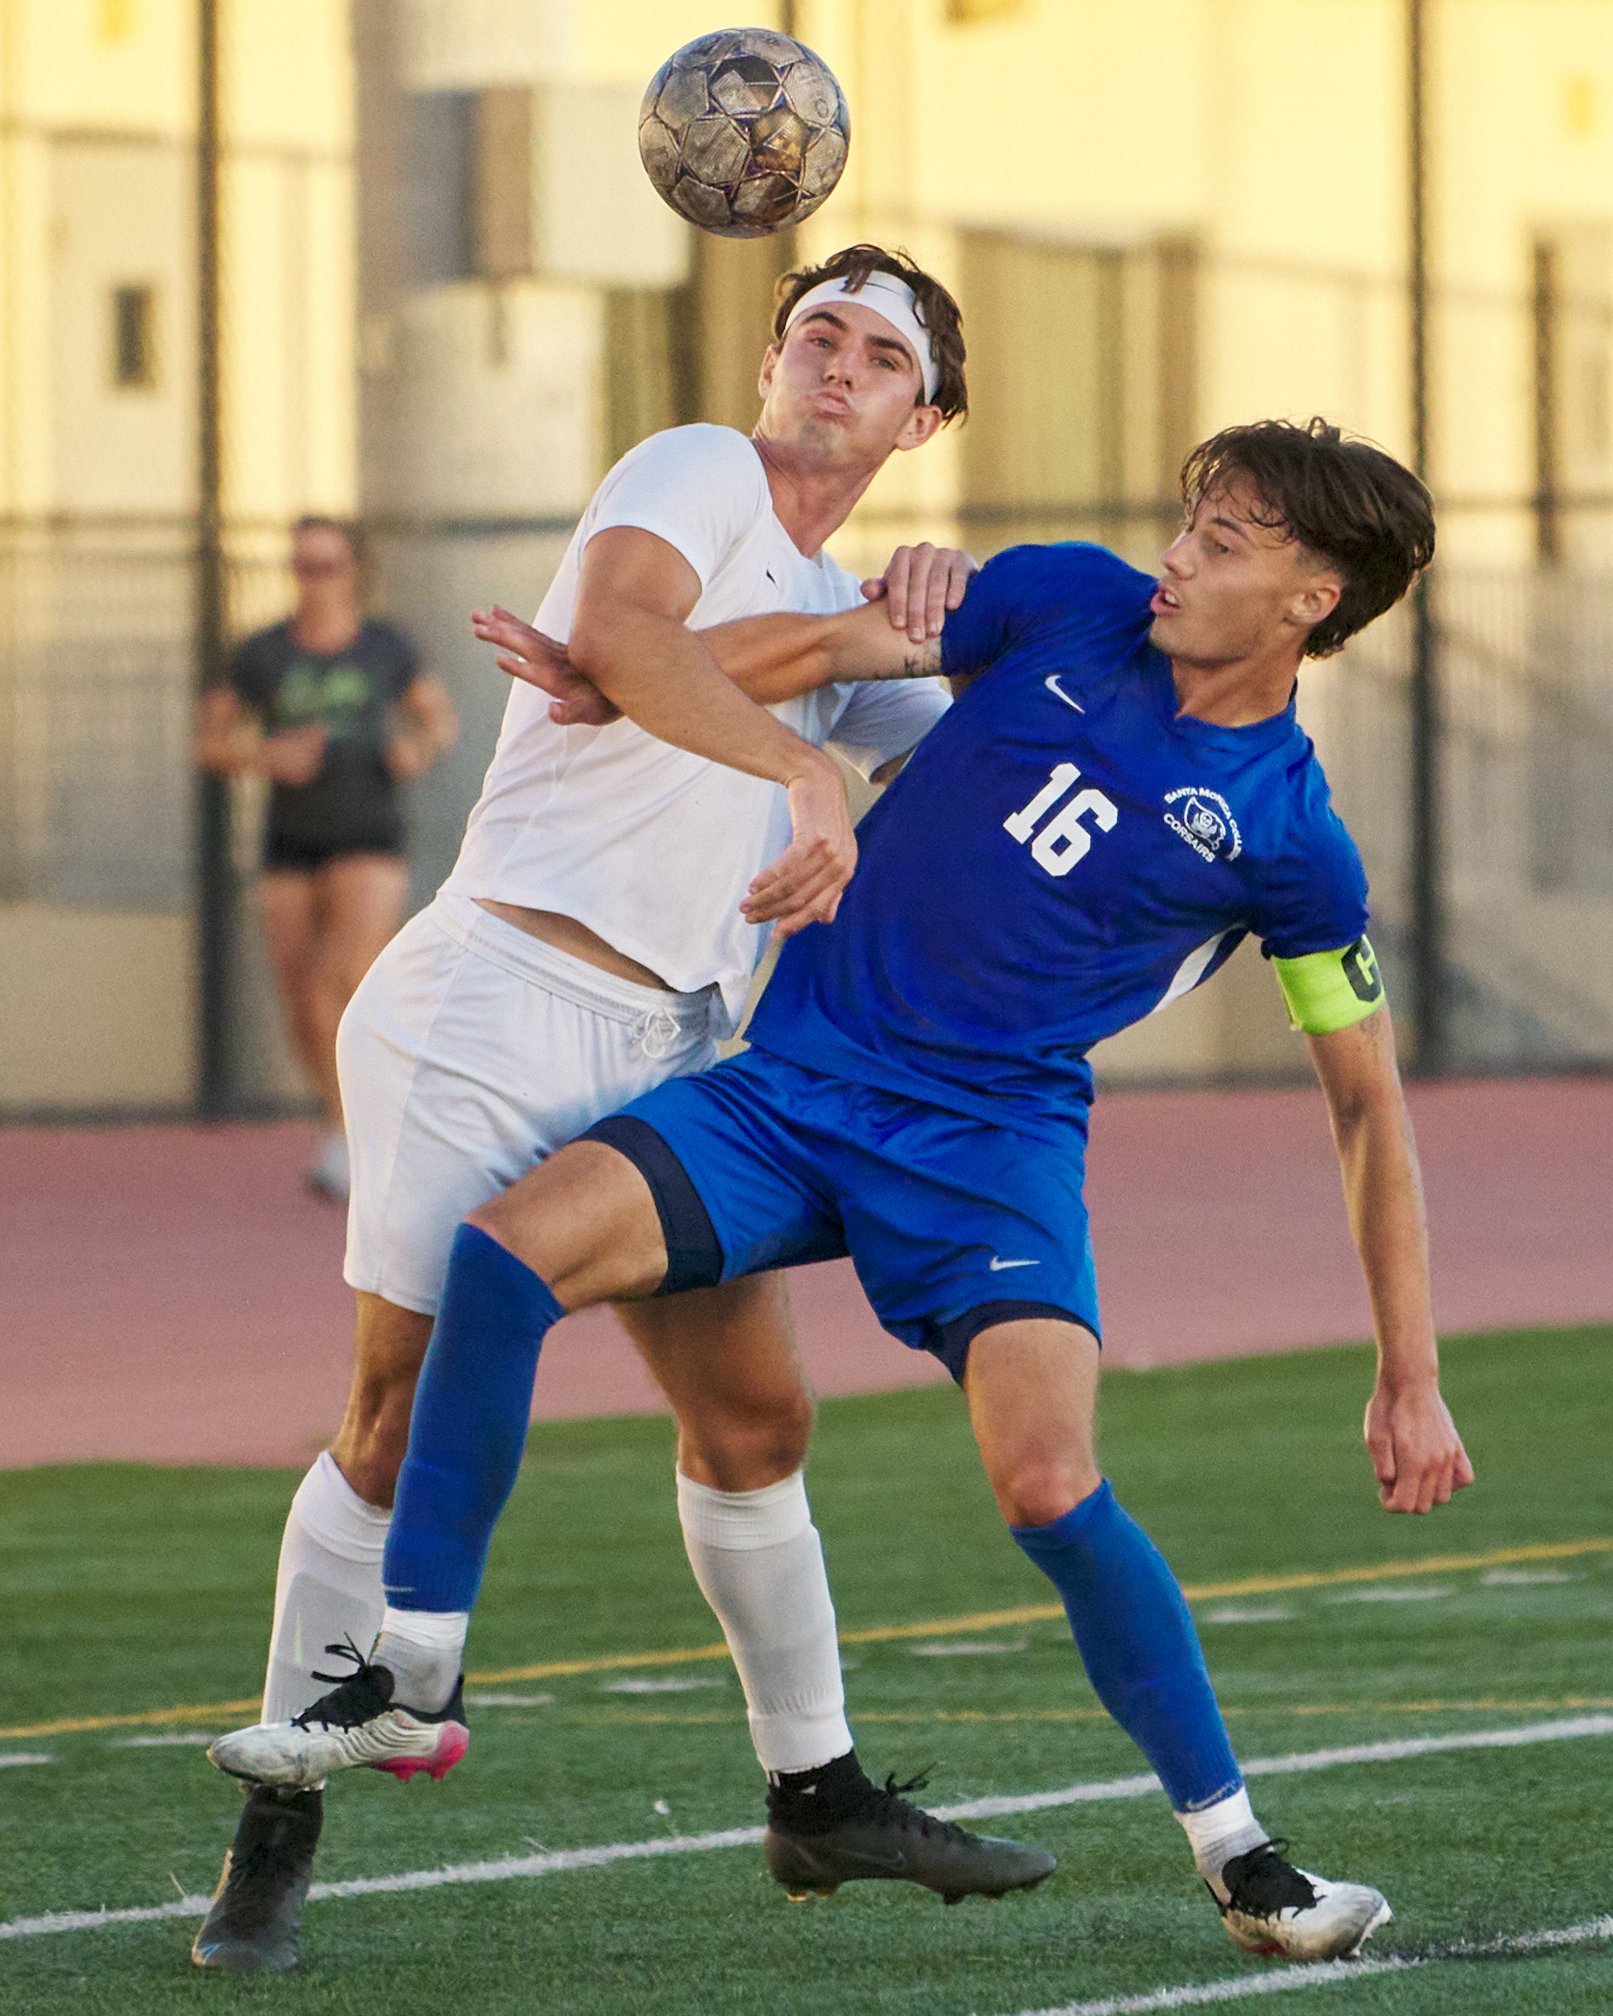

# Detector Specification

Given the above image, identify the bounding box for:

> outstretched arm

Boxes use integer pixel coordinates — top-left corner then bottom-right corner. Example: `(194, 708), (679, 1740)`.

(474, 547), (958, 722)
(477, 596), (941, 718)
(1306, 1006), (1474, 1514)
(703, 596), (942, 702)
(715, 539), (972, 685)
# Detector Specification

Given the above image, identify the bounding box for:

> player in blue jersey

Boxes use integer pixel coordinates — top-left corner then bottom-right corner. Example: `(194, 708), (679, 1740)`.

(221, 418), (1473, 1963)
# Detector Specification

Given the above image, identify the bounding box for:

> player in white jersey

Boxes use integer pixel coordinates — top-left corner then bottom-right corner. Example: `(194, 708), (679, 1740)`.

(195, 245), (1054, 1974)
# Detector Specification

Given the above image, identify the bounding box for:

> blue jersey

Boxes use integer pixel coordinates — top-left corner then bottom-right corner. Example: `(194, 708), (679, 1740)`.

(746, 542), (1369, 1135)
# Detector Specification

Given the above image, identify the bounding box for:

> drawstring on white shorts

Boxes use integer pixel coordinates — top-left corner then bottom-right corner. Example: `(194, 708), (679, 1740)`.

(634, 1007), (683, 1062)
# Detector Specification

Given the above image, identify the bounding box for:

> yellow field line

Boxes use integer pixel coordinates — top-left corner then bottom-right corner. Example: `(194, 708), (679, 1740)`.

(4, 1534), (1607, 1744)
(1166, 1534), (1613, 1605)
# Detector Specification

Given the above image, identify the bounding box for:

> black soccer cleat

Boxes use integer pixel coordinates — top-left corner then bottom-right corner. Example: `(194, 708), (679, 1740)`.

(763, 1767), (1056, 1904)
(1214, 1838), (1391, 1961)
(191, 1783), (323, 1973)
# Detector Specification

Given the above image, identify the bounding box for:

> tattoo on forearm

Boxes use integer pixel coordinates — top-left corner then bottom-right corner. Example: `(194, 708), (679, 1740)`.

(872, 641), (942, 681)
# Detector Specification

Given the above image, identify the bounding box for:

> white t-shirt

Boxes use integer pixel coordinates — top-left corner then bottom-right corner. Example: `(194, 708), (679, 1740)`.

(443, 424), (949, 1031)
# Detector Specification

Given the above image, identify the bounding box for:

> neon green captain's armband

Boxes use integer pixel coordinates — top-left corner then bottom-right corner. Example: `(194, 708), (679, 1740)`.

(1270, 937), (1386, 1034)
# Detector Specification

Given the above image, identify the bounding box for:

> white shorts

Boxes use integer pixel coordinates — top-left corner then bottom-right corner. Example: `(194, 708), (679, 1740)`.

(338, 891), (720, 1315)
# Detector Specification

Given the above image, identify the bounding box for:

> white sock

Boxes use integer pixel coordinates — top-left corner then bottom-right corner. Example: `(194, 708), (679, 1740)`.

(1176, 1786), (1269, 1900)
(373, 1605), (469, 1712)
(676, 1468), (854, 1776)
(262, 1451), (391, 1723)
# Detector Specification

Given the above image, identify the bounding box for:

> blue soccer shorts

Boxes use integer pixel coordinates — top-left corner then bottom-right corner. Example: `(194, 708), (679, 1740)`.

(584, 1047), (1100, 1381)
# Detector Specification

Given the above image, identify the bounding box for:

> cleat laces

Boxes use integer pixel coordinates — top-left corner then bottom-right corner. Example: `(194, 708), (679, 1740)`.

(290, 1638), (396, 1733)
(1221, 1838), (1320, 1917)
(853, 1767), (979, 1849)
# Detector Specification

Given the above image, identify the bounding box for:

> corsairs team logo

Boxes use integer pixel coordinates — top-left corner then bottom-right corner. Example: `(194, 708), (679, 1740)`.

(1162, 786), (1242, 863)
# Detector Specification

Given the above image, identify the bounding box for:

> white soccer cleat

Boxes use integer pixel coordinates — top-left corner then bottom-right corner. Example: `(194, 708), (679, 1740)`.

(1215, 1840), (1392, 1962)
(208, 1645), (468, 1792)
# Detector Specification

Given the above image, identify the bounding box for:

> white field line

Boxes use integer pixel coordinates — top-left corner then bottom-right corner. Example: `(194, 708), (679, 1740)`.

(1000, 1914), (1613, 2016)
(109, 1732), (215, 1749)
(2, 1713), (1610, 1944)
(0, 1827), (764, 1941)
(912, 1640), (1030, 1657)
(0, 1753), (56, 1769)
(1323, 1585), (1451, 1605)
(944, 1712), (1613, 1822)
(1202, 1608), (1292, 1626)
(601, 1676), (726, 1695)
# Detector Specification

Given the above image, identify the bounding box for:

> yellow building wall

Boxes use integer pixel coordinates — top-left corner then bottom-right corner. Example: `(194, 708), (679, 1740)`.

(0, 0), (354, 1116)
(14, 0), (193, 136)
(0, 0), (355, 523)
(0, 907), (196, 1109)
(225, 0), (353, 148)
(221, 0), (356, 522)
(0, 130), (53, 516)
(806, 0), (1610, 564)
(9, 0), (1610, 533)
(1434, 1), (1613, 559)
(376, 0), (1613, 562)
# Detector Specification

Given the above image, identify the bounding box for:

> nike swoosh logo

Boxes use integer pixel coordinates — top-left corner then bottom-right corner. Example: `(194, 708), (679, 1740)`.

(989, 1257), (1040, 1272)
(1045, 674), (1085, 713)
(836, 1847), (908, 1872)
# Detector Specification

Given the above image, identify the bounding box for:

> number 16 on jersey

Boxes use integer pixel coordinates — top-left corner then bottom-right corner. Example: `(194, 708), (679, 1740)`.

(1004, 762), (1119, 877)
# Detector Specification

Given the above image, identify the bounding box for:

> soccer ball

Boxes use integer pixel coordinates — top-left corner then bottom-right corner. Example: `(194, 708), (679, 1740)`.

(638, 28), (850, 239)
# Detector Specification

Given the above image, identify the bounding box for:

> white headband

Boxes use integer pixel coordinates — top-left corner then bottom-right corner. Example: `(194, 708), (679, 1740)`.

(783, 273), (941, 404)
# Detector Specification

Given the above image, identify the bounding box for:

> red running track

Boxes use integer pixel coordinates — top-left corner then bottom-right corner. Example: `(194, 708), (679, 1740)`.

(3, 1075), (1609, 1469)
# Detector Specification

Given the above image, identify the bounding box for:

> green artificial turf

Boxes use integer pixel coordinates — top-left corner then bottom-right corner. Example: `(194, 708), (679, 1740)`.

(1, 1326), (1610, 2015)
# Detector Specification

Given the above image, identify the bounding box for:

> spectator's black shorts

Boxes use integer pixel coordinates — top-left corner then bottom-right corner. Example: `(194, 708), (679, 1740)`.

(262, 829), (406, 875)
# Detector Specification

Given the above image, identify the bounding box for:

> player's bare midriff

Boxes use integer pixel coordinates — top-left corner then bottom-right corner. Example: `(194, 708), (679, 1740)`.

(473, 899), (675, 991)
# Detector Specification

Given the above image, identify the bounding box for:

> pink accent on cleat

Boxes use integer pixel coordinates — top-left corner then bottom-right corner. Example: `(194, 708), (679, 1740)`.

(371, 1723), (469, 1784)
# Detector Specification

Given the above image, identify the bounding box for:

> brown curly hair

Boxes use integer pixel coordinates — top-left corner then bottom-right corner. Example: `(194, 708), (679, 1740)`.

(773, 244), (968, 424)
(1180, 418), (1435, 657)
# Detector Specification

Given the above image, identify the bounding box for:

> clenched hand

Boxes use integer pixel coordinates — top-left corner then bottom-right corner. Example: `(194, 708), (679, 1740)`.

(1363, 1377), (1475, 1514)
(741, 754), (856, 940)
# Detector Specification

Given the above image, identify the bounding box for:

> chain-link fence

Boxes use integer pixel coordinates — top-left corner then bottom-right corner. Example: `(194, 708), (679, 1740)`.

(4, 500), (1611, 1114)
(1303, 565), (1613, 1072)
(0, 523), (194, 914)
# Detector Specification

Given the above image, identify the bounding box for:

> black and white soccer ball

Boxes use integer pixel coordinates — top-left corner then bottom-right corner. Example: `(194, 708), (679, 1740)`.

(638, 27), (850, 239)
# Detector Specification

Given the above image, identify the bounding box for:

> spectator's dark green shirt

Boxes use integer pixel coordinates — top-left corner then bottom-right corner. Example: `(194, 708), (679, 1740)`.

(229, 619), (419, 851)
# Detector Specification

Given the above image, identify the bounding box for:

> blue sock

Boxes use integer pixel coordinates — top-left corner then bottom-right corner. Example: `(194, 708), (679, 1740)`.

(382, 1223), (565, 1615)
(1011, 1479), (1242, 1812)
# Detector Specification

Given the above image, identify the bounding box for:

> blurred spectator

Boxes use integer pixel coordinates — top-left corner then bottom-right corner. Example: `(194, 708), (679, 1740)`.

(195, 516), (457, 1197)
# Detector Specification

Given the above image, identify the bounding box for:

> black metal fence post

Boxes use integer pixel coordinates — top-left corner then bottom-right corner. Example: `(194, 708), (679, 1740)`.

(1408, 0), (1446, 1073)
(194, 0), (235, 1116)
